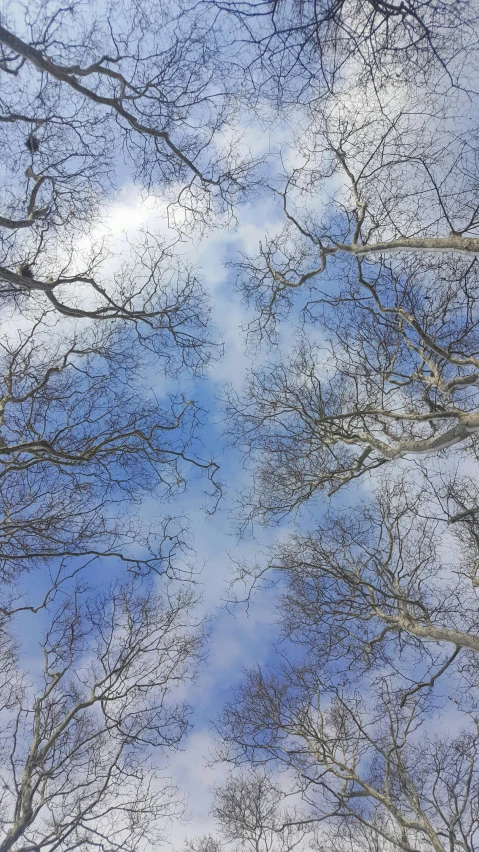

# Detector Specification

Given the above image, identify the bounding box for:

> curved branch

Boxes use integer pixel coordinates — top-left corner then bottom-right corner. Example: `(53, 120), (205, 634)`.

(0, 25), (219, 187)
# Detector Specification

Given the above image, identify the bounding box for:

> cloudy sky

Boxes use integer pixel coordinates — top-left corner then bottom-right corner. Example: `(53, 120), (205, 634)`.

(4, 151), (299, 843)
(115, 183), (293, 845)
(85, 101), (334, 834)
(4, 7), (477, 847)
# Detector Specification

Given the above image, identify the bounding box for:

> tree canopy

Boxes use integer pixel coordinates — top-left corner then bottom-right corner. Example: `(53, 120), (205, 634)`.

(2, 1), (479, 850)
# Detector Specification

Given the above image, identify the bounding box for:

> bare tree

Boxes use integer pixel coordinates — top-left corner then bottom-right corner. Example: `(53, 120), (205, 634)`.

(0, 309), (219, 595)
(184, 772), (305, 852)
(185, 835), (225, 852)
(0, 0), (258, 325)
(224, 74), (479, 516)
(0, 232), (217, 364)
(216, 651), (479, 852)
(0, 14), (233, 840)
(4, 5), (479, 852)
(212, 771), (306, 852)
(212, 466), (479, 852)
(252, 476), (479, 680)
(0, 573), (204, 852)
(204, 8), (479, 852)
(202, 0), (478, 104)
(0, 0), (250, 220)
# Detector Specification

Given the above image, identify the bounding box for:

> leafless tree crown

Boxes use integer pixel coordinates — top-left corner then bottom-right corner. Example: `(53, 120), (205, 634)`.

(3, 2), (479, 851)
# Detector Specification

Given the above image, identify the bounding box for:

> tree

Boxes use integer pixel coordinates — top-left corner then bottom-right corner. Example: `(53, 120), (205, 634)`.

(0, 573), (204, 852)
(232, 472), (479, 677)
(0, 10), (235, 840)
(212, 771), (305, 852)
(184, 772), (305, 852)
(217, 663), (479, 852)
(4, 2), (479, 850)
(216, 472), (479, 850)
(209, 7), (479, 852)
(0, 0), (248, 217)
(0, 231), (217, 362)
(204, 0), (478, 103)
(0, 305), (216, 851)
(226, 69), (479, 518)
(0, 0), (255, 322)
(0, 309), (219, 596)
(0, 0), (233, 602)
